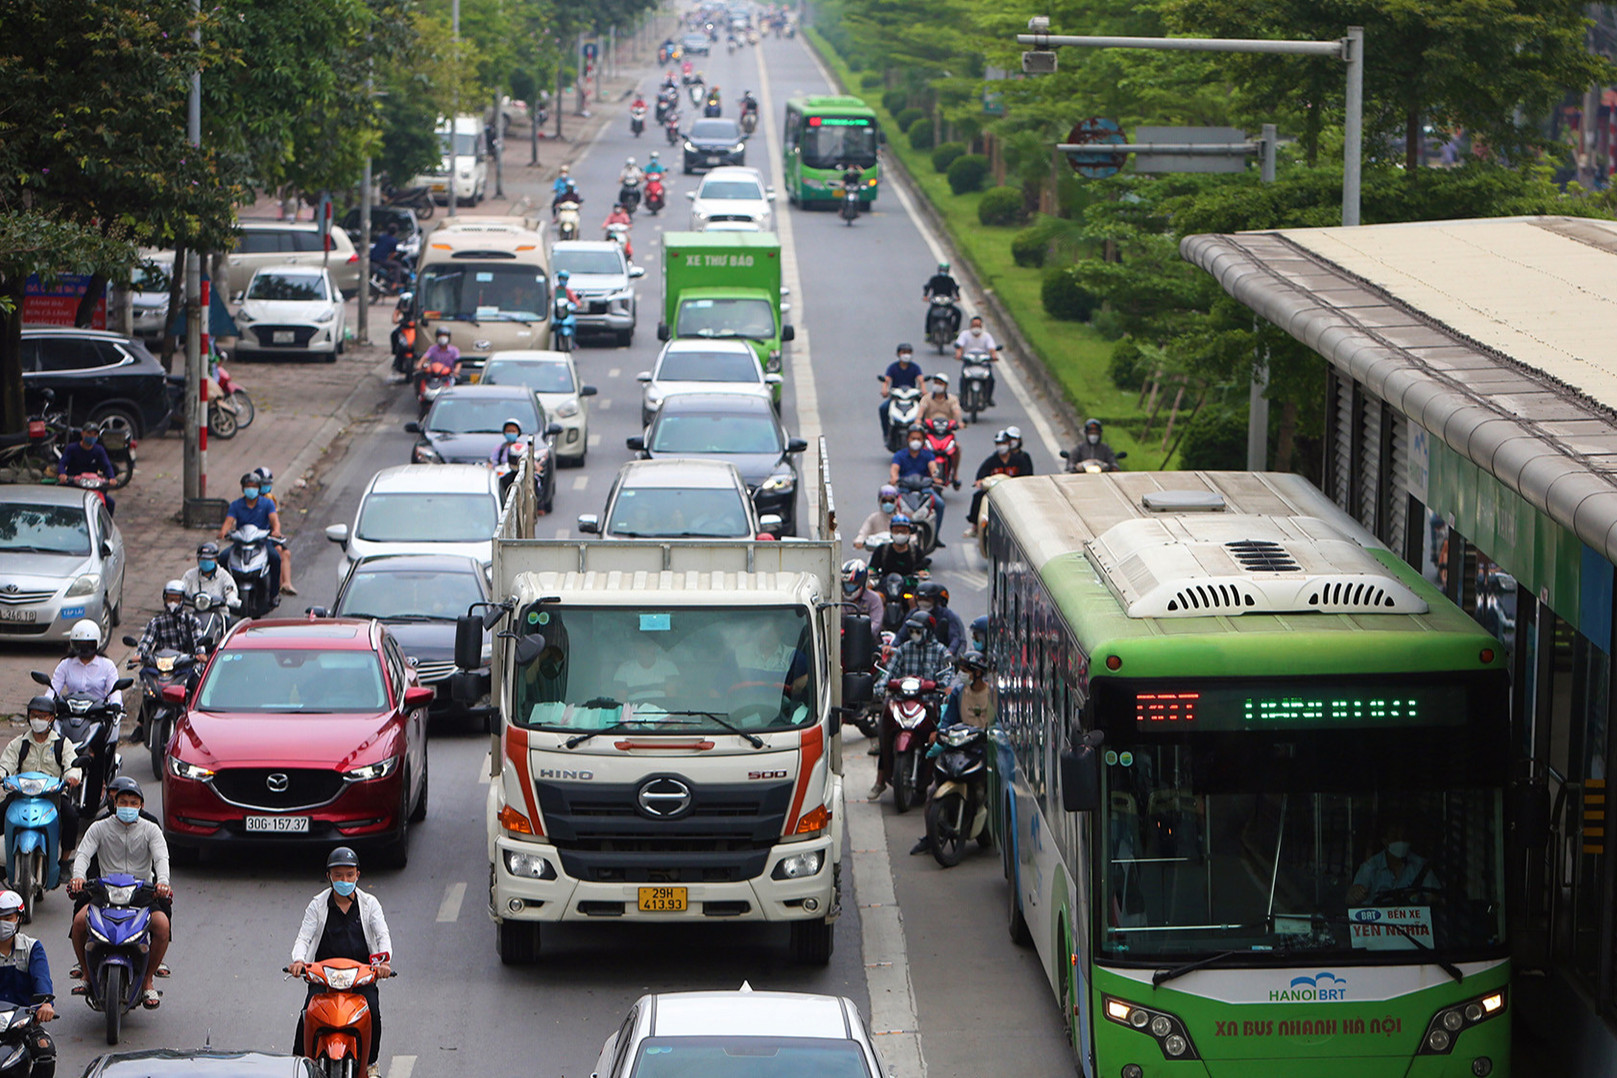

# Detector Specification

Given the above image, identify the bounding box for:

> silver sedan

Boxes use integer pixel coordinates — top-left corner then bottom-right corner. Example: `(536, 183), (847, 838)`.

(0, 485), (126, 642)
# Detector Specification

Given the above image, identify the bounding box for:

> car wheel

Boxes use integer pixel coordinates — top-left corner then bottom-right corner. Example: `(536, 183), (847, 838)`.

(87, 404), (142, 442)
(323, 347), (338, 364)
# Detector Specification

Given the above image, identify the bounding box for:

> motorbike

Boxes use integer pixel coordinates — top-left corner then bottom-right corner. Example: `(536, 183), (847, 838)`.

(389, 293), (417, 379)
(0, 1005), (46, 1076)
(98, 423), (137, 490)
(740, 109), (758, 136)
(212, 360), (255, 430)
(78, 874), (154, 1044)
(605, 222), (632, 262)
(368, 258), (414, 305)
(630, 105), (647, 137)
(726, 36), (737, 54)
(883, 381), (923, 453)
(703, 99), (722, 118)
(665, 114), (682, 146)
(645, 177), (666, 215)
(974, 472), (1010, 558)
(29, 671), (128, 833)
(164, 372), (241, 440)
(190, 590), (236, 651)
(924, 724), (991, 866)
(688, 83), (704, 108)
(0, 392), (69, 477)
(655, 93), (675, 124)
(1059, 448), (1128, 474)
(223, 524), (284, 618)
(415, 361), (455, 420)
(923, 416), (961, 489)
(852, 632), (896, 739)
(618, 180), (642, 216)
(381, 182), (435, 220)
(2, 771), (72, 923)
(840, 175), (862, 224)
(294, 959), (393, 1078)
(65, 473), (111, 511)
(959, 349), (994, 422)
(893, 474), (939, 555)
(122, 638), (197, 779)
(885, 675), (940, 814)
(555, 200), (582, 242)
(552, 295), (577, 354)
(926, 295), (959, 353)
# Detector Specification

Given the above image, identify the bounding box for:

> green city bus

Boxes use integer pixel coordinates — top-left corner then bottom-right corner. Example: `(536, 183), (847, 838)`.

(781, 95), (880, 209)
(984, 470), (1511, 1078)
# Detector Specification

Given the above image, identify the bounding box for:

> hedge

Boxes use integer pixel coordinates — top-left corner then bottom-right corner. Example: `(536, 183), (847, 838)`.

(977, 186), (1024, 226)
(881, 90), (907, 116)
(945, 153), (990, 195)
(931, 142), (966, 173)
(895, 107), (925, 132)
(907, 117), (935, 151)
(1178, 409), (1249, 470)
(1041, 264), (1098, 322)
(1010, 226), (1047, 268)
(1108, 338), (1146, 390)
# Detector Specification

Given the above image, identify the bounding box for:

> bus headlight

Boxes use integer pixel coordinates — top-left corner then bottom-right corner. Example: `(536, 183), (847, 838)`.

(1102, 997), (1198, 1060)
(1417, 989), (1506, 1055)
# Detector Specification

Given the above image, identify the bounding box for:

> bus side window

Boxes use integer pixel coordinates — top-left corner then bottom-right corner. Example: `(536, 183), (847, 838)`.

(783, 110), (799, 150)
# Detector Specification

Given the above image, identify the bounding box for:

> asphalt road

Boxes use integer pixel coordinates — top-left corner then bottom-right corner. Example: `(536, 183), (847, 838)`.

(26, 27), (1074, 1078)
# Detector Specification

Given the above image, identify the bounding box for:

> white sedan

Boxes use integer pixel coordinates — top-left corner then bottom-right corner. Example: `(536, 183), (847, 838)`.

(478, 350), (598, 466)
(233, 265), (345, 361)
(686, 166), (775, 232)
(637, 338), (781, 426)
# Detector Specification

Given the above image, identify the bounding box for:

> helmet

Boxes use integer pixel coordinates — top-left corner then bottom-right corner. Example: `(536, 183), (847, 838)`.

(918, 581), (950, 606)
(938, 261), (950, 274)
(326, 846), (360, 870)
(895, 343), (913, 356)
(196, 541), (220, 558)
(958, 649), (986, 672)
(650, 150), (660, 159)
(434, 327), (452, 340)
(841, 559), (868, 591)
(626, 156), (637, 165)
(69, 620), (102, 646)
(26, 695), (55, 717)
(556, 269), (570, 280)
(903, 609), (935, 636)
(502, 416), (523, 431)
(559, 164), (570, 173)
(0, 892), (23, 917)
(106, 776), (145, 804)
(240, 472), (260, 488)
(78, 422), (101, 438)
(889, 513), (912, 531)
(971, 614), (988, 644)
(255, 467), (275, 484)
(931, 372), (949, 385)
(907, 422), (926, 435)
(1084, 417), (1103, 433)
(163, 579), (186, 601)
(993, 429), (1010, 445)
(879, 484), (898, 501)
(1004, 425), (1023, 441)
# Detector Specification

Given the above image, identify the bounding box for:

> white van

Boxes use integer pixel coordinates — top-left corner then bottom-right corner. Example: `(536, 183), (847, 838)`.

(412, 115), (488, 205)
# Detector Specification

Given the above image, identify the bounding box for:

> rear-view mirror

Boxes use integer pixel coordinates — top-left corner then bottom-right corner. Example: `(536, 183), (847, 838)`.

(577, 515), (601, 534)
(626, 435), (645, 451)
(113, 677), (134, 691)
(100, 541), (114, 559)
(403, 686), (435, 710)
(546, 422), (563, 437)
(781, 324), (795, 343)
(842, 672), (873, 710)
(786, 438), (808, 454)
(580, 385), (598, 397)
(454, 615), (483, 671)
(630, 266), (646, 278)
(656, 323), (670, 341)
(404, 421), (422, 433)
(161, 684), (187, 704)
(1059, 745), (1102, 813)
(635, 372), (652, 383)
(1116, 451), (1129, 461)
(685, 191), (696, 201)
(121, 635), (139, 648)
(325, 524), (350, 544)
(451, 670), (490, 706)
(841, 612), (874, 671)
(511, 634), (546, 665)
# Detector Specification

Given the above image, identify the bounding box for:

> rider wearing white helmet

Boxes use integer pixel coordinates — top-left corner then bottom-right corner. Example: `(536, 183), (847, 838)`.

(0, 889), (58, 1076)
(49, 621), (121, 711)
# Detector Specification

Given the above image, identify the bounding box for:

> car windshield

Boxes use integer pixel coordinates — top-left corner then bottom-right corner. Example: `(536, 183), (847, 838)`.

(651, 412), (781, 454)
(132, 262), (171, 293)
(439, 131), (480, 156)
(656, 350), (760, 383)
(0, 504), (90, 556)
(338, 567), (483, 620)
(248, 274), (328, 302)
(512, 606), (817, 732)
(801, 121), (878, 169)
(607, 486), (751, 537)
(552, 250), (625, 275)
(356, 493), (497, 542)
(482, 361), (574, 394)
(417, 263), (549, 322)
(699, 180), (764, 201)
(691, 120), (740, 140)
(675, 298), (775, 339)
(627, 1037), (870, 1077)
(426, 396), (540, 434)
(197, 649), (388, 712)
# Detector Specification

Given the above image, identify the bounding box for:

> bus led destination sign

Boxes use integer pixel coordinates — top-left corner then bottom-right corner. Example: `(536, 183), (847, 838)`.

(1113, 679), (1469, 731)
(810, 116), (872, 127)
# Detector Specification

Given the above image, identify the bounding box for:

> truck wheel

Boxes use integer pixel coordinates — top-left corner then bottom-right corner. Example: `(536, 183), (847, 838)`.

(788, 918), (834, 965)
(498, 920), (542, 965)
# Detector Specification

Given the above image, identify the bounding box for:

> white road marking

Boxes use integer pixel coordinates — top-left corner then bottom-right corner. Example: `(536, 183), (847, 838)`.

(553, 527), (572, 539)
(588, 433), (602, 448)
(597, 398), (612, 410)
(388, 1056), (416, 1078)
(953, 569), (987, 591)
(572, 474), (590, 491)
(608, 367), (622, 378)
(436, 883), (466, 923)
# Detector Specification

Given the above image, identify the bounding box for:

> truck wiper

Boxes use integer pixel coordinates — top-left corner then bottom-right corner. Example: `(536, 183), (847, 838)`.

(658, 710), (765, 748)
(563, 721), (642, 749)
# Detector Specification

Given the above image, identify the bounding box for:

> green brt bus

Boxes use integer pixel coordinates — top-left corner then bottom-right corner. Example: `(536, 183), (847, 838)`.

(985, 471), (1511, 1078)
(781, 95), (880, 209)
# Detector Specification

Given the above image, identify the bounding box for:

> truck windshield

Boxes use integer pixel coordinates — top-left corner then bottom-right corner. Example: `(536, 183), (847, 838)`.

(418, 264), (549, 321)
(512, 605), (817, 733)
(801, 122), (877, 169)
(675, 298), (775, 339)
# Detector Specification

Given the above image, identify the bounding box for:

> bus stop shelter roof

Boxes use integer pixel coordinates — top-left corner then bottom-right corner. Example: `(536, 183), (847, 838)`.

(1181, 215), (1617, 565)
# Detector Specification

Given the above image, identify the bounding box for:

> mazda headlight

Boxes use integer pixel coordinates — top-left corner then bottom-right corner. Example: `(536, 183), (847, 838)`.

(344, 758), (399, 782)
(761, 471), (795, 493)
(168, 757), (215, 781)
(554, 398), (580, 418)
(503, 849), (557, 880)
(315, 309), (335, 324)
(772, 850), (823, 879)
(65, 573), (101, 598)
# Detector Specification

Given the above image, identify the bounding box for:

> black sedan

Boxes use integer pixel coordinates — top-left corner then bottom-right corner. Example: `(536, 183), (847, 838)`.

(629, 392), (806, 534)
(405, 384), (561, 512)
(22, 327), (173, 440)
(682, 118), (747, 174)
(324, 553), (491, 720)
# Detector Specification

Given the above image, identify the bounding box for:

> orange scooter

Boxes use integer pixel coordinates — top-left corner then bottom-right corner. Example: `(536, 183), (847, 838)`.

(290, 959), (393, 1078)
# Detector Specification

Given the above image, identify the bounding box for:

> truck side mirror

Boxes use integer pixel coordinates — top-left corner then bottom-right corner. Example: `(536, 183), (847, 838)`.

(842, 672), (873, 709)
(1059, 744), (1101, 813)
(780, 324), (795, 343)
(454, 615), (483, 671)
(451, 669), (491, 706)
(841, 612), (874, 671)
(657, 323), (670, 341)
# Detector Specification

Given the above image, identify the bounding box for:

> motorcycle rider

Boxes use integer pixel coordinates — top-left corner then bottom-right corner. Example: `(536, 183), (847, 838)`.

(0, 890), (57, 1078)
(1067, 417), (1120, 472)
(890, 423), (945, 535)
(1002, 424), (1035, 474)
(368, 224), (404, 291)
(136, 582), (208, 667)
(970, 614), (988, 653)
(619, 156), (645, 190)
(255, 469), (296, 597)
(644, 151), (667, 178)
(739, 90), (759, 126)
(414, 328), (462, 392)
(870, 610), (954, 800)
(952, 316), (1001, 407)
(601, 203), (634, 260)
(915, 582), (967, 655)
(553, 269), (580, 307)
(964, 429), (1035, 538)
(56, 424), (118, 516)
(704, 85), (722, 116)
(290, 847), (394, 1078)
(922, 261), (962, 337)
(218, 472), (284, 608)
(853, 485), (901, 550)
(878, 343), (924, 442)
(0, 696), (83, 874)
(181, 542), (240, 611)
(629, 93), (648, 127)
(489, 418), (526, 468)
(50, 621), (122, 712)
(908, 650), (995, 852)
(550, 166), (576, 215)
(867, 514), (929, 579)
(841, 559), (884, 628)
(920, 373), (963, 427)
(69, 777), (172, 1010)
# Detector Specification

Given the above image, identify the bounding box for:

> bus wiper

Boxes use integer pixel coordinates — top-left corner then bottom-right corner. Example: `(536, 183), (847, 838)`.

(1324, 914), (1464, 984)
(1153, 947), (1267, 988)
(658, 710), (765, 748)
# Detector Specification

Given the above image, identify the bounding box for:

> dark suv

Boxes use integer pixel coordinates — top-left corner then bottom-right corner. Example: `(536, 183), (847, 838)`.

(21, 327), (173, 439)
(683, 118), (747, 174)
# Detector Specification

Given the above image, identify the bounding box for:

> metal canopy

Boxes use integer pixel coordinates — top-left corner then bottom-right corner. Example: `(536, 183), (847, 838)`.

(1181, 216), (1617, 564)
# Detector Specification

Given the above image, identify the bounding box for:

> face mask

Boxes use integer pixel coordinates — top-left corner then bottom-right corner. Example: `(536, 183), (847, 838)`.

(916, 599), (934, 611)
(880, 501), (896, 514)
(83, 434), (98, 446)
(909, 630), (924, 642)
(970, 327), (983, 337)
(0, 923), (16, 942)
(504, 431), (519, 443)
(892, 533), (910, 547)
(242, 487), (259, 500)
(261, 483), (273, 495)
(1386, 841), (1411, 859)
(1087, 434), (1100, 445)
(331, 880), (358, 897)
(75, 644), (97, 659)
(199, 560), (217, 574)
(116, 806), (140, 825)
(908, 440), (923, 451)
(29, 718), (51, 735)
(166, 601), (181, 613)
(436, 336), (449, 346)
(933, 386), (946, 395)
(997, 447), (1010, 457)
(897, 355), (911, 365)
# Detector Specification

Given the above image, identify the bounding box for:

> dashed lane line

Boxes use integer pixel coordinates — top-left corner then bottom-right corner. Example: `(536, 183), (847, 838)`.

(436, 882), (467, 923)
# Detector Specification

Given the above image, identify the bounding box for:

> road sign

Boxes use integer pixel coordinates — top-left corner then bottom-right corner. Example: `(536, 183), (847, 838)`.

(583, 42), (599, 60)
(1065, 118), (1126, 178)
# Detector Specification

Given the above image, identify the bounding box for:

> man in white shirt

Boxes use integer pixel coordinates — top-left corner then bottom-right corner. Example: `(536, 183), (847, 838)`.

(953, 316), (1001, 407)
(614, 638), (680, 704)
(49, 621), (121, 711)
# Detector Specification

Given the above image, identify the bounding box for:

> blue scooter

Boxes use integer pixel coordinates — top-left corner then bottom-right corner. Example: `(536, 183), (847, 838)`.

(1, 771), (68, 924)
(80, 874), (153, 1045)
(552, 295), (577, 353)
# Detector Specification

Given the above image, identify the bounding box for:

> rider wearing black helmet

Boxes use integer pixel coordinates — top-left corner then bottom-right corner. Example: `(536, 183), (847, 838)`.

(915, 581), (966, 655)
(841, 558), (884, 627)
(908, 649), (996, 853)
(871, 610), (954, 801)
(290, 848), (394, 1078)
(1067, 418), (1120, 472)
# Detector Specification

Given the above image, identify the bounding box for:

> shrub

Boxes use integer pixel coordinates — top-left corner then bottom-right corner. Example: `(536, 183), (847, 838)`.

(895, 108), (925, 132)
(907, 118), (935, 151)
(1177, 409), (1249, 470)
(946, 153), (990, 195)
(882, 90), (907, 116)
(1041, 264), (1098, 322)
(1010, 226), (1048, 268)
(1108, 338), (1146, 391)
(978, 186), (1024, 226)
(931, 142), (966, 173)
(859, 72), (884, 92)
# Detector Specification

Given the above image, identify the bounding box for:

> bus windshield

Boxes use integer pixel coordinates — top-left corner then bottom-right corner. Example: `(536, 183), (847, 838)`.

(418, 263), (549, 322)
(511, 605), (817, 733)
(1099, 728), (1507, 963)
(801, 121), (877, 169)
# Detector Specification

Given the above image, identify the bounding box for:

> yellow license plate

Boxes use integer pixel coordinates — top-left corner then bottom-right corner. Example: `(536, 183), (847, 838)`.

(638, 886), (688, 912)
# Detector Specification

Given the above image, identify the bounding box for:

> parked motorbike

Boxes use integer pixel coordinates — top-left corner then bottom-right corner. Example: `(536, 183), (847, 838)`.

(923, 417), (961, 489)
(381, 181), (435, 220)
(164, 373), (241, 440)
(223, 524), (284, 618)
(368, 258), (414, 305)
(0, 405), (68, 476)
(839, 175), (862, 224)
(885, 675), (940, 814)
(552, 295), (577, 354)
(2, 771), (72, 923)
(293, 959), (393, 1078)
(959, 349), (994, 422)
(1059, 448), (1128, 474)
(30, 671), (128, 833)
(415, 362), (455, 420)
(894, 474), (939, 555)
(78, 874), (154, 1044)
(213, 360), (254, 430)
(883, 382), (923, 453)
(924, 724), (990, 866)
(645, 177), (666, 215)
(555, 200), (582, 242)
(122, 638), (197, 779)
(630, 105), (647, 137)
(926, 295), (959, 353)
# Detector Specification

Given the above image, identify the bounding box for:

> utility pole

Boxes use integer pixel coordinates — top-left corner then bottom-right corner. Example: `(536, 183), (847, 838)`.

(358, 68), (375, 345)
(448, 0), (461, 218)
(183, 0), (205, 509)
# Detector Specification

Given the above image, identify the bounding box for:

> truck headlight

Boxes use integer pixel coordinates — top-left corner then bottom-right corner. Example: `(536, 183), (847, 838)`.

(761, 471), (795, 493)
(766, 350), (782, 373)
(503, 849), (557, 880)
(772, 850), (824, 879)
(554, 398), (580, 418)
(65, 573), (101, 598)
(343, 758), (399, 782)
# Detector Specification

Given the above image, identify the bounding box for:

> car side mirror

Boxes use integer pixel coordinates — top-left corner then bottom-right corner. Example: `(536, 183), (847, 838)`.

(765, 374), (784, 386)
(546, 422), (563, 437)
(766, 188), (777, 201)
(404, 421), (422, 433)
(626, 435), (645, 451)
(780, 324), (795, 343)
(759, 513), (783, 532)
(786, 438), (808, 454)
(636, 372), (653, 383)
(232, 292), (245, 304)
(657, 323), (670, 341)
(161, 684), (187, 705)
(580, 384), (598, 397)
(403, 686), (435, 711)
(685, 191), (696, 201)
(454, 615), (483, 671)
(100, 541), (114, 559)
(306, 606), (330, 618)
(577, 514), (601, 534)
(1059, 743), (1102, 813)
(325, 523), (350, 544)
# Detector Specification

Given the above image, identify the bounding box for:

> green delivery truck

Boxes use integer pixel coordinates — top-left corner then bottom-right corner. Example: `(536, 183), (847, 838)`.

(657, 232), (795, 393)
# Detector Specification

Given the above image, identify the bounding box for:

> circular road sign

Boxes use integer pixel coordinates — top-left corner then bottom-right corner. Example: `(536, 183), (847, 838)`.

(1065, 118), (1126, 179)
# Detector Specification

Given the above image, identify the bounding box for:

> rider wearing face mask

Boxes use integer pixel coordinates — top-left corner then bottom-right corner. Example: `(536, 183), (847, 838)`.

(0, 696), (84, 875)
(853, 486), (901, 550)
(965, 429), (1036, 538)
(181, 542), (240, 611)
(870, 610), (954, 801)
(415, 329), (462, 390)
(890, 424), (946, 536)
(919, 373), (963, 427)
(840, 559), (884, 627)
(0, 889), (57, 1077)
(49, 621), (121, 712)
(952, 316), (1000, 407)
(914, 582), (966, 655)
(70, 778), (172, 1011)
(878, 344), (924, 442)
(490, 419), (526, 467)
(219, 472), (285, 607)
(56, 424), (119, 516)
(1346, 819), (1442, 906)
(137, 582), (207, 670)
(867, 515), (929, 579)
(1067, 418), (1120, 472)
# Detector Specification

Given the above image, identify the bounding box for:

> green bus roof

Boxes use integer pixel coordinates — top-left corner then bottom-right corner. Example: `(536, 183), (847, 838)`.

(986, 471), (1503, 679)
(786, 95), (877, 117)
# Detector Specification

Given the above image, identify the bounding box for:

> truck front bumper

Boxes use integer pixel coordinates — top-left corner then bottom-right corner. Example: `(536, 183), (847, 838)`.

(491, 833), (837, 923)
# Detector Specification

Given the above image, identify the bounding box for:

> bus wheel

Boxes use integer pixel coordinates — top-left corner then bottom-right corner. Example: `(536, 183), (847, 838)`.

(1005, 815), (1032, 946)
(1060, 924), (1079, 1048)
